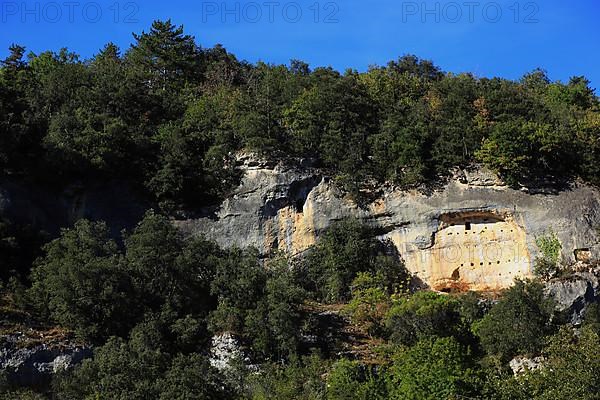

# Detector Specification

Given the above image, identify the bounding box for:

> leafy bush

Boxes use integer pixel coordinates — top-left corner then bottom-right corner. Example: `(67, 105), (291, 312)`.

(247, 355), (328, 400)
(345, 272), (392, 337)
(495, 326), (600, 400)
(327, 359), (388, 400)
(533, 230), (562, 280)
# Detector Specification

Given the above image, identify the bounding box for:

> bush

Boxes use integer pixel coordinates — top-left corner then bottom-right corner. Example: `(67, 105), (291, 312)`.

(345, 272), (392, 337)
(533, 230), (562, 280)
(327, 359), (388, 400)
(247, 355), (328, 400)
(495, 326), (600, 400)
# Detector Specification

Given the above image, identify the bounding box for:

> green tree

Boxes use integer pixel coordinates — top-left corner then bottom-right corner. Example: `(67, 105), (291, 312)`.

(385, 291), (465, 346)
(27, 220), (132, 341)
(54, 323), (170, 399)
(473, 280), (556, 361)
(301, 218), (403, 303)
(210, 252), (304, 360)
(495, 326), (600, 400)
(158, 353), (233, 400)
(387, 337), (481, 400)
(326, 359), (388, 400)
(126, 19), (203, 121)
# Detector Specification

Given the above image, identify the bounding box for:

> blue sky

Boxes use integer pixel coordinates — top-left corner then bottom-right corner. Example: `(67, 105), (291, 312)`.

(1, 0), (599, 89)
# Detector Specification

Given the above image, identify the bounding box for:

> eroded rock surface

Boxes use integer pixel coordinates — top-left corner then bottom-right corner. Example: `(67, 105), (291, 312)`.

(545, 269), (600, 325)
(178, 155), (600, 292)
(509, 356), (546, 376)
(0, 332), (92, 387)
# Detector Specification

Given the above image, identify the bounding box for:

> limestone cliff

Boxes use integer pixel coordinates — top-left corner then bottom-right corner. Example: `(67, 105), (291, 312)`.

(178, 154), (600, 292)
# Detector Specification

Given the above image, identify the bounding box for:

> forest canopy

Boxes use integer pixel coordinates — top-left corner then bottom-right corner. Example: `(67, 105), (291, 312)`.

(1, 19), (598, 213)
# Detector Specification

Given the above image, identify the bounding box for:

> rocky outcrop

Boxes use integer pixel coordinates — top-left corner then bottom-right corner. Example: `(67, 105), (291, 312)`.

(545, 269), (600, 325)
(0, 179), (149, 238)
(178, 154), (600, 292)
(0, 331), (92, 387)
(509, 356), (545, 376)
(3, 154), (599, 293)
(209, 332), (247, 372)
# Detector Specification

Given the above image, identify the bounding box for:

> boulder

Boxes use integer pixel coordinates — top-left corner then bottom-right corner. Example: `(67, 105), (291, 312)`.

(0, 332), (92, 387)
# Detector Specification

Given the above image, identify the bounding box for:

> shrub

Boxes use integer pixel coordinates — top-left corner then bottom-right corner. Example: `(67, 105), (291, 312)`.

(533, 230), (562, 280)
(327, 359), (388, 400)
(345, 272), (391, 337)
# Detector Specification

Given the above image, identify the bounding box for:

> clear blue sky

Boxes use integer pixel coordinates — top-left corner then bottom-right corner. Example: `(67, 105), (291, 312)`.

(1, 0), (599, 89)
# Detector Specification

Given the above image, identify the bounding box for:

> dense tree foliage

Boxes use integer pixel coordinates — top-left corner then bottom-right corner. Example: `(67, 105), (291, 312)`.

(300, 218), (408, 303)
(474, 279), (557, 361)
(1, 20), (598, 216)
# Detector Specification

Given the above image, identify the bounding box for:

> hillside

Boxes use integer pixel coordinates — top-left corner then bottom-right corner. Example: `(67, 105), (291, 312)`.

(2, 19), (600, 400)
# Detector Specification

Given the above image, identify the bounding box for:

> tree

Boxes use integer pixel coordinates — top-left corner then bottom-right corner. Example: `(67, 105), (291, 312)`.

(54, 322), (170, 400)
(158, 353), (233, 400)
(473, 280), (556, 361)
(385, 291), (465, 346)
(128, 19), (202, 89)
(148, 88), (241, 210)
(0, 45), (35, 174)
(283, 69), (376, 179)
(301, 219), (380, 302)
(327, 359), (388, 400)
(247, 259), (305, 360)
(124, 211), (219, 321)
(28, 220), (133, 341)
(210, 252), (304, 360)
(387, 337), (481, 400)
(495, 327), (600, 400)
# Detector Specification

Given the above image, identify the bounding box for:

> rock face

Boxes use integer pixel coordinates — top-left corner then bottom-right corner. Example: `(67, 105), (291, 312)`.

(0, 332), (92, 387)
(545, 269), (600, 325)
(178, 155), (600, 292)
(509, 356), (545, 376)
(0, 179), (149, 238)
(209, 332), (246, 372)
